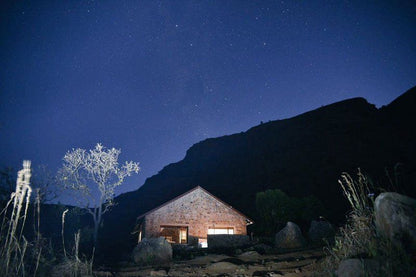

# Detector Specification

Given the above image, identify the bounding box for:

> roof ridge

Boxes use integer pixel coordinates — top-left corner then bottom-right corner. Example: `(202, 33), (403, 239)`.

(136, 186), (253, 224)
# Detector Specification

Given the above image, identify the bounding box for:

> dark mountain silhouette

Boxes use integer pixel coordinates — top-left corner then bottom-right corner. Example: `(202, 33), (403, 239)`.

(98, 86), (416, 263)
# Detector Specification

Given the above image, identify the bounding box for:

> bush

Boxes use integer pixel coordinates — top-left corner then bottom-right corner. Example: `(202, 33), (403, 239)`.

(255, 189), (325, 236)
(256, 189), (293, 235)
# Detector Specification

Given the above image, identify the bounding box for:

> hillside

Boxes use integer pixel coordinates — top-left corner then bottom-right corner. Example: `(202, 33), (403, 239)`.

(98, 86), (416, 263)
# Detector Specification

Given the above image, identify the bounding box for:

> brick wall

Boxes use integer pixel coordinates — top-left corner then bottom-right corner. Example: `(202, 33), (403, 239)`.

(144, 188), (247, 239)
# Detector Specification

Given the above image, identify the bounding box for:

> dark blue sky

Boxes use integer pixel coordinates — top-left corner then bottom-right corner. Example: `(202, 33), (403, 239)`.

(1, 0), (415, 203)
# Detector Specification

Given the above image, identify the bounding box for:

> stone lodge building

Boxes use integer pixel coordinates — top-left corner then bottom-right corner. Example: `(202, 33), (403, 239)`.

(136, 186), (253, 247)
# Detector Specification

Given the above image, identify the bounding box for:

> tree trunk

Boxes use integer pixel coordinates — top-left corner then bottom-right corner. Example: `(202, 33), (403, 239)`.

(93, 219), (99, 246)
(91, 206), (99, 246)
(92, 199), (104, 246)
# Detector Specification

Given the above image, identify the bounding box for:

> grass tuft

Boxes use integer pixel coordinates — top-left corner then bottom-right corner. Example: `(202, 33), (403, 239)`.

(321, 169), (415, 276)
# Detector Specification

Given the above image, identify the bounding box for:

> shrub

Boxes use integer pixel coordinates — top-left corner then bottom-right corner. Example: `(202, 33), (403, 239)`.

(255, 189), (325, 236)
(256, 189), (293, 235)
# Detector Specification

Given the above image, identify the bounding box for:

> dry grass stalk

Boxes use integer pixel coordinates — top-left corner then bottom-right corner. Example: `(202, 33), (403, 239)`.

(61, 209), (69, 258)
(59, 209), (93, 277)
(0, 160), (32, 276)
(338, 168), (373, 216)
(32, 188), (43, 277)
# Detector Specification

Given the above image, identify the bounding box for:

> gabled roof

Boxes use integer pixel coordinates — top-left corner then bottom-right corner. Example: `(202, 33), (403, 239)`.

(136, 186), (253, 224)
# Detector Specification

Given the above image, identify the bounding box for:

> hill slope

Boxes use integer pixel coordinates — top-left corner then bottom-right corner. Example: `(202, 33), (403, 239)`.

(99, 86), (416, 262)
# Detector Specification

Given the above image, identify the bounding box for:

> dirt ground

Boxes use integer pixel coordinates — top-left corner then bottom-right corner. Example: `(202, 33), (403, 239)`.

(94, 248), (329, 277)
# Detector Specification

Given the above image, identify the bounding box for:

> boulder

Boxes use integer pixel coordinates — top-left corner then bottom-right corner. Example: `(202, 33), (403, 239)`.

(337, 259), (380, 277)
(275, 222), (306, 249)
(308, 220), (335, 245)
(132, 237), (172, 265)
(252, 243), (273, 254)
(237, 250), (262, 262)
(150, 269), (168, 276)
(205, 261), (240, 274)
(374, 192), (416, 252)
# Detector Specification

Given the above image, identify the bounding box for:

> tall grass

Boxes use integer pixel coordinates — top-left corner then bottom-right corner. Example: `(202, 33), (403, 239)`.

(0, 161), (93, 277)
(31, 188), (43, 276)
(333, 169), (377, 259)
(338, 169), (373, 216)
(0, 160), (32, 276)
(322, 169), (415, 276)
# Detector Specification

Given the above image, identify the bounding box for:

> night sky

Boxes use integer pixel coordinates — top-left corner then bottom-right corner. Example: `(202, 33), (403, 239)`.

(1, 1), (415, 204)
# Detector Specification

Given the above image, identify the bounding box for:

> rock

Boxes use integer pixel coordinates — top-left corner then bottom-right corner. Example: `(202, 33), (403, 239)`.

(252, 271), (283, 276)
(150, 269), (168, 276)
(238, 250), (261, 258)
(237, 250), (262, 262)
(275, 222), (306, 249)
(234, 248), (243, 255)
(205, 261), (240, 274)
(308, 220), (335, 245)
(337, 259), (380, 277)
(252, 243), (273, 254)
(132, 237), (172, 265)
(187, 254), (230, 265)
(374, 192), (416, 252)
(93, 272), (112, 277)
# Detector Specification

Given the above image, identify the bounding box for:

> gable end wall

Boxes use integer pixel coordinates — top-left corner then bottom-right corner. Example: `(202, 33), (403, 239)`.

(144, 188), (247, 239)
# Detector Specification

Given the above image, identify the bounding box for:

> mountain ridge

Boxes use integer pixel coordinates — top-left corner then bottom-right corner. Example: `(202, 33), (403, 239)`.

(99, 86), (416, 263)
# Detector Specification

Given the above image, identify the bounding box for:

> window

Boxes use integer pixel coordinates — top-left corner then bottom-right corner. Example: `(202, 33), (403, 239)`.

(208, 227), (234, 235)
(198, 238), (208, 248)
(160, 226), (188, 244)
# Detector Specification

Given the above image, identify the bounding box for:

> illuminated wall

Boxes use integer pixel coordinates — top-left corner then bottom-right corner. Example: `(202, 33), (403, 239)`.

(142, 187), (249, 243)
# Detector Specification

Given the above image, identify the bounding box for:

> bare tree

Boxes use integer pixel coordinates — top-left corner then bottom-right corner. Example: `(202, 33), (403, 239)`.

(31, 164), (60, 204)
(60, 143), (140, 244)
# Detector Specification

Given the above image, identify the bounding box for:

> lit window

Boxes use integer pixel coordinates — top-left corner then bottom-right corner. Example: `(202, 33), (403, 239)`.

(160, 226), (188, 244)
(207, 227), (234, 235)
(199, 238), (208, 248)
